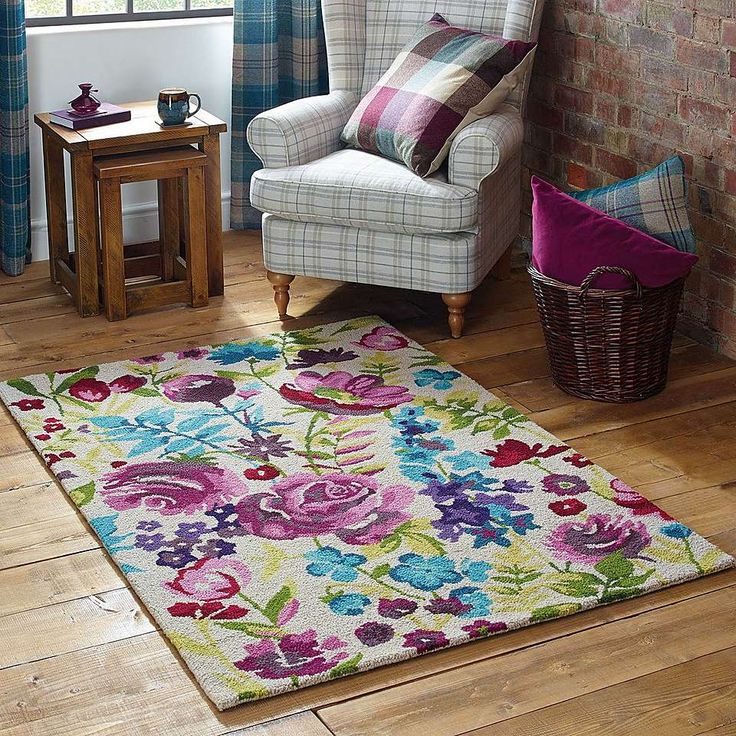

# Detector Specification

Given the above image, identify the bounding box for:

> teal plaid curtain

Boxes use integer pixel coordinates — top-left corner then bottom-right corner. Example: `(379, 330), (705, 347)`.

(0, 0), (30, 275)
(231, 0), (328, 229)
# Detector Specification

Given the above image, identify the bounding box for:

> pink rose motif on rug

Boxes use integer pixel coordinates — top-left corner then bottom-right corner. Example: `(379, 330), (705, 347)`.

(0, 316), (732, 711)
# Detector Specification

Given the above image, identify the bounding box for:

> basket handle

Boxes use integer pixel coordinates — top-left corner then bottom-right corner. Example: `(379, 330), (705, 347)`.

(579, 266), (642, 300)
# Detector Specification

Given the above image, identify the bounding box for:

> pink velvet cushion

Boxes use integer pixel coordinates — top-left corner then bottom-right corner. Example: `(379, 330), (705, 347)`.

(531, 176), (698, 290)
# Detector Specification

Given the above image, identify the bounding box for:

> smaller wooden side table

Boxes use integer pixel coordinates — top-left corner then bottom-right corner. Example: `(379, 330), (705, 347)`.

(35, 101), (227, 317)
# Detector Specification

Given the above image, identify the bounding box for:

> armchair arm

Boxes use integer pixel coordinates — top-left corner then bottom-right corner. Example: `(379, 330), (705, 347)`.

(247, 90), (358, 168)
(448, 104), (524, 190)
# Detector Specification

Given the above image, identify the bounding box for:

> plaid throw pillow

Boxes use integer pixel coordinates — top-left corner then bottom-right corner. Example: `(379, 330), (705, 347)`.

(569, 156), (696, 253)
(341, 14), (536, 178)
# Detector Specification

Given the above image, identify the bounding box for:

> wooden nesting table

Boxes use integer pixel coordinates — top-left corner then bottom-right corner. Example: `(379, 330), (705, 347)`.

(35, 101), (227, 317)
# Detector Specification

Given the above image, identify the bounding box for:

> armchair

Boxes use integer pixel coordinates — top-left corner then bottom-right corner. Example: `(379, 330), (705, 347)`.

(248, 0), (544, 337)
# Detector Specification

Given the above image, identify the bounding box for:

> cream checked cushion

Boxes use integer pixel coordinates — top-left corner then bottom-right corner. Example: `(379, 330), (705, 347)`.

(250, 148), (478, 235)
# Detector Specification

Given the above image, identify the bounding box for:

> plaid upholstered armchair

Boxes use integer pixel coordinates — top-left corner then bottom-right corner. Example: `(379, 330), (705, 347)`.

(248, 0), (544, 338)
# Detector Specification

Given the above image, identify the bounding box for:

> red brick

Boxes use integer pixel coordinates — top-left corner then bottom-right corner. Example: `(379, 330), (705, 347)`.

(678, 97), (729, 129)
(726, 169), (736, 197)
(627, 136), (674, 165)
(617, 105), (633, 127)
(723, 20), (736, 47)
(647, 4), (694, 36)
(567, 162), (600, 189)
(687, 69), (716, 98)
(694, 0), (733, 14)
(710, 249), (736, 280)
(595, 97), (618, 124)
(595, 43), (641, 76)
(625, 81), (677, 115)
(594, 148), (638, 179)
(527, 101), (565, 130)
(554, 85), (594, 114)
(585, 68), (627, 97)
(676, 38), (729, 73)
(553, 133), (593, 163)
(640, 56), (689, 91)
(638, 112), (685, 145)
(707, 305), (736, 342)
(601, 0), (644, 23)
(628, 26), (674, 55)
(564, 112), (607, 145)
(691, 156), (724, 189)
(731, 50), (736, 78)
(693, 14), (720, 43)
(714, 75), (736, 106)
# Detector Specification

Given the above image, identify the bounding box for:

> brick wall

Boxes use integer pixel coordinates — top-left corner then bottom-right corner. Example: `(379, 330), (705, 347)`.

(523, 0), (736, 358)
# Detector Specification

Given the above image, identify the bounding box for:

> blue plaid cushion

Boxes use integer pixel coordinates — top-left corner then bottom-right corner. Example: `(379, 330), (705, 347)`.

(569, 156), (695, 254)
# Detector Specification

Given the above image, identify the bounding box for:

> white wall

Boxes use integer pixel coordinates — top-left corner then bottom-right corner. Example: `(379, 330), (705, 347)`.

(27, 16), (233, 262)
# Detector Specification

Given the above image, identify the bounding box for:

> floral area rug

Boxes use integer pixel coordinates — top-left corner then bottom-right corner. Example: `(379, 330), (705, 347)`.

(1, 316), (732, 710)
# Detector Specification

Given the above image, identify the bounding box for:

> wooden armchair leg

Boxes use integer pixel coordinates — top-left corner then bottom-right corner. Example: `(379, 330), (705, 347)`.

(491, 244), (514, 280)
(267, 271), (295, 320)
(442, 292), (472, 339)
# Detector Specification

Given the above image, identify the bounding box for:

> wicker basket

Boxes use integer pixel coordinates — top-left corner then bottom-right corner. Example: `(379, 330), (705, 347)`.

(529, 265), (685, 403)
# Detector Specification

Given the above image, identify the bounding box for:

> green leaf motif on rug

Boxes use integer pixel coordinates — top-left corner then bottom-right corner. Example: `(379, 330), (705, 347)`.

(6, 378), (44, 397)
(329, 653), (363, 679)
(531, 603), (583, 622)
(69, 481), (95, 507)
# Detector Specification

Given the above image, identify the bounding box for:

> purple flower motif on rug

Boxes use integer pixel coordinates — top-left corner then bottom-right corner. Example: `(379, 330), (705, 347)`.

(546, 514), (652, 564)
(279, 371), (413, 415)
(542, 474), (591, 496)
(100, 462), (250, 515)
(353, 326), (409, 351)
(235, 630), (349, 679)
(402, 629), (450, 654)
(162, 375), (236, 405)
(235, 472), (414, 545)
(461, 620), (508, 639)
(287, 347), (359, 369)
(354, 621), (395, 646)
(377, 598), (418, 619)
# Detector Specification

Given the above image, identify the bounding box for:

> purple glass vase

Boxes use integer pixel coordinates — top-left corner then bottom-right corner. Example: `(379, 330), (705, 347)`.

(69, 83), (101, 115)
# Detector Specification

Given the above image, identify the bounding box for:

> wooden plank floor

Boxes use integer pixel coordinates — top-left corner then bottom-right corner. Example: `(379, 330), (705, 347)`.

(1, 231), (735, 736)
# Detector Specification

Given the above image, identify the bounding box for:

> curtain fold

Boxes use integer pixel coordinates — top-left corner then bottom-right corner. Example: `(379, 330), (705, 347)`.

(231, 0), (328, 229)
(0, 0), (31, 276)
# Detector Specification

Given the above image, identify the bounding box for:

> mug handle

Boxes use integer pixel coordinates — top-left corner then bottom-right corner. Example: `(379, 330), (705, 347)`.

(187, 93), (202, 118)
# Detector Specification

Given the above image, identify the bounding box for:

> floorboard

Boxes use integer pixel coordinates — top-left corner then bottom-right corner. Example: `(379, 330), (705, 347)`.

(1, 232), (734, 736)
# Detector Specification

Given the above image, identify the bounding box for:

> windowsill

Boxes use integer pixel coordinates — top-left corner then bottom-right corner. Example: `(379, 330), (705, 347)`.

(27, 14), (232, 36)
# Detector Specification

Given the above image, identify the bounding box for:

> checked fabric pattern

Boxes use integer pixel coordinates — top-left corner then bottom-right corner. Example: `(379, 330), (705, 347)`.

(340, 13), (536, 177)
(0, 0), (31, 276)
(569, 156), (696, 254)
(247, 0), (543, 296)
(251, 148), (479, 235)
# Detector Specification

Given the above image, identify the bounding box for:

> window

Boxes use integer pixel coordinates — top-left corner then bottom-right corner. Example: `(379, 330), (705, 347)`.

(26, 0), (233, 27)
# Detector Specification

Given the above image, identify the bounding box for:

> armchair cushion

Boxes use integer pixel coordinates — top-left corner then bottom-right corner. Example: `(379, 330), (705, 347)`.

(247, 91), (358, 169)
(340, 13), (536, 177)
(250, 148), (478, 235)
(448, 103), (524, 189)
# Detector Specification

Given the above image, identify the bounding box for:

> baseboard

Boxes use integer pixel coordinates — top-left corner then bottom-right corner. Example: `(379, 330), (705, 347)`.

(30, 192), (231, 262)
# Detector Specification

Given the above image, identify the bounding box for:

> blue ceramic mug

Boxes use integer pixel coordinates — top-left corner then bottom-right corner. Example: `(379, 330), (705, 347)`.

(158, 88), (201, 126)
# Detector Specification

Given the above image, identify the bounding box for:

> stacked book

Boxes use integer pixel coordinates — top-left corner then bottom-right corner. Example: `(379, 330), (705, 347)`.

(50, 103), (131, 131)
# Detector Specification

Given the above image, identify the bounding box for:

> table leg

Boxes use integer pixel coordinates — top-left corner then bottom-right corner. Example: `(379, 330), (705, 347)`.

(99, 179), (127, 321)
(200, 132), (224, 297)
(70, 151), (101, 317)
(185, 166), (209, 308)
(158, 178), (180, 281)
(41, 132), (69, 284)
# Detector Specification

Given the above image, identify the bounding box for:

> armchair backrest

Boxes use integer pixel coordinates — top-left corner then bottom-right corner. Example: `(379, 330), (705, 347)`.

(322, 0), (544, 110)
